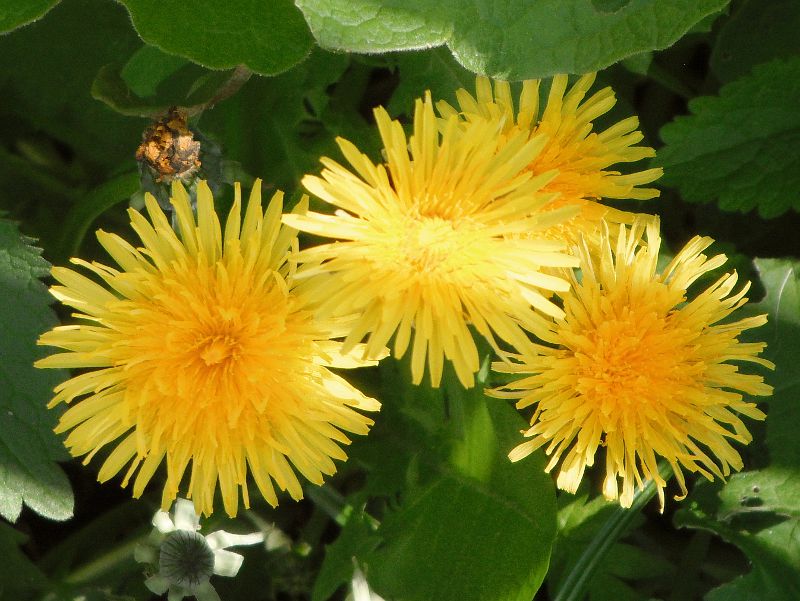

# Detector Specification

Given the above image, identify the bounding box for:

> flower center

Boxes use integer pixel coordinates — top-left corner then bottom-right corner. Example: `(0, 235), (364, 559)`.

(572, 307), (689, 417)
(198, 334), (240, 366)
(400, 216), (474, 274)
(159, 530), (215, 588)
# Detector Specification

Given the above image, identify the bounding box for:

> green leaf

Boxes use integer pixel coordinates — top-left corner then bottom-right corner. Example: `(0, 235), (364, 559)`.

(656, 57), (800, 218)
(387, 48), (475, 116)
(91, 65), (172, 119)
(121, 44), (189, 98)
(0, 143), (81, 254)
(676, 471), (800, 601)
(0, 0), (145, 169)
(711, 0), (800, 83)
(92, 59), (248, 119)
(365, 372), (556, 601)
(312, 511), (381, 601)
(316, 353), (556, 601)
(620, 52), (653, 77)
(0, 0), (59, 33)
(750, 259), (800, 465)
(36, 499), (153, 590)
(295, 0), (729, 80)
(0, 219), (73, 522)
(54, 172), (141, 261)
(549, 494), (672, 601)
(0, 522), (49, 598)
(714, 469), (800, 521)
(117, 0), (313, 76)
(675, 258), (800, 601)
(368, 459), (555, 601)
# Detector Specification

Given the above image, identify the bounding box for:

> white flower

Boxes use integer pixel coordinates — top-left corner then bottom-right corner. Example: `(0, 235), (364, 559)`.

(345, 560), (387, 601)
(135, 499), (264, 601)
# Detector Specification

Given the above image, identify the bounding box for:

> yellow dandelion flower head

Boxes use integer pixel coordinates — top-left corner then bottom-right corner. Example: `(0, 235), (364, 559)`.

(37, 181), (382, 517)
(490, 217), (773, 509)
(284, 94), (579, 389)
(438, 73), (664, 242)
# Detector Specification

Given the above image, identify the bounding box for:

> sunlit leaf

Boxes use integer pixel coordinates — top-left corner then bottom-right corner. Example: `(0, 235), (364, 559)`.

(296, 0), (729, 80)
(0, 0), (59, 33)
(117, 0), (313, 76)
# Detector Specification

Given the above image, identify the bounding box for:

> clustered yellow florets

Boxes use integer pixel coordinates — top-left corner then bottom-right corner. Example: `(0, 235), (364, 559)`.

(37, 73), (773, 514)
(490, 218), (773, 508)
(37, 182), (382, 517)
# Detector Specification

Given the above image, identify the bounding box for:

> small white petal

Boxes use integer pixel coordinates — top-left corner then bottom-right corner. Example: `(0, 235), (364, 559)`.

(205, 530), (264, 551)
(145, 574), (170, 595)
(264, 526), (292, 551)
(212, 549), (244, 577)
(168, 588), (186, 601)
(351, 564), (386, 601)
(194, 582), (222, 601)
(152, 511), (175, 533)
(173, 498), (200, 531)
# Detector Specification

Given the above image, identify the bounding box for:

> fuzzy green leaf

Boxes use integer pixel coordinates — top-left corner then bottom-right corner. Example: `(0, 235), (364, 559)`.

(295, 0), (728, 80)
(0, 219), (73, 522)
(656, 57), (800, 218)
(0, 0), (59, 33)
(117, 0), (313, 77)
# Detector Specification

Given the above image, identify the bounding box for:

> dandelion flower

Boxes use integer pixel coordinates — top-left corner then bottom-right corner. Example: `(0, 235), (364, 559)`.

(490, 217), (773, 508)
(284, 95), (579, 388)
(438, 74), (663, 241)
(37, 181), (381, 517)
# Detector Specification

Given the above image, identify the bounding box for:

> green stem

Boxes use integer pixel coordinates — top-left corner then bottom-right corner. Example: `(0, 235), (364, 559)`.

(187, 65), (252, 116)
(305, 485), (351, 527)
(305, 485), (380, 530)
(552, 462), (674, 601)
(62, 534), (148, 585)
